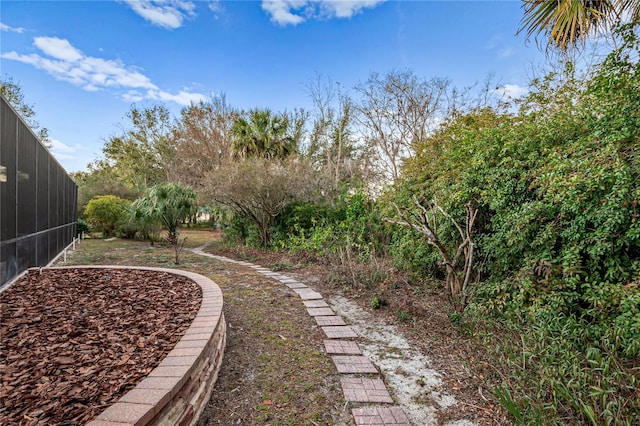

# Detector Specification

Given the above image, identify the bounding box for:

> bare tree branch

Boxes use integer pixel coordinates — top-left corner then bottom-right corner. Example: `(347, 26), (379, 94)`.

(386, 197), (478, 310)
(354, 70), (450, 182)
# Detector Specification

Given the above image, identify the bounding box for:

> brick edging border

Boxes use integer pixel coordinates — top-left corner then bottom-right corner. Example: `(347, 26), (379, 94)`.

(43, 266), (226, 426)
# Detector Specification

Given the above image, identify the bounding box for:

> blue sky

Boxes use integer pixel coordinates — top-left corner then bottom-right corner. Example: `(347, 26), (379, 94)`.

(1, 1), (546, 173)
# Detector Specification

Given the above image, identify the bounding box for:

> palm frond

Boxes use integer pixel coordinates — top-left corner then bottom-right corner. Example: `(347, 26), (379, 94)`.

(519, 0), (614, 50)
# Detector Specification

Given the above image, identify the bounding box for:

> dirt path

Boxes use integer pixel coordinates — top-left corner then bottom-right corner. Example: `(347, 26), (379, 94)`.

(189, 244), (350, 425)
(191, 243), (484, 425)
(327, 294), (476, 426)
(53, 233), (505, 425)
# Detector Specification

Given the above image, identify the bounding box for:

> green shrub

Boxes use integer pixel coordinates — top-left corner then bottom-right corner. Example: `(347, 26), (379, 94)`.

(388, 226), (441, 279)
(275, 188), (389, 260)
(128, 205), (162, 243)
(222, 215), (263, 247)
(83, 195), (131, 237)
(390, 30), (640, 424)
(115, 218), (139, 240)
(371, 296), (383, 309)
(76, 219), (89, 235)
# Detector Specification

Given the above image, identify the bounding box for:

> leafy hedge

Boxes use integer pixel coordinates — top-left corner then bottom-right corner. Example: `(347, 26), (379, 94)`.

(273, 188), (389, 259)
(393, 32), (640, 423)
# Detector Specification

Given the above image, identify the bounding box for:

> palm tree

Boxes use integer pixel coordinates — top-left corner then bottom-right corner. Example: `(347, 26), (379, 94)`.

(231, 109), (297, 159)
(133, 182), (196, 263)
(519, 0), (639, 50)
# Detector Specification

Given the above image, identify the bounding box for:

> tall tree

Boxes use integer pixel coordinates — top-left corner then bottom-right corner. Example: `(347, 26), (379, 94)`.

(168, 96), (239, 187)
(231, 108), (300, 159)
(353, 70), (449, 182)
(519, 0), (640, 51)
(0, 75), (51, 146)
(98, 104), (173, 195)
(305, 74), (366, 191)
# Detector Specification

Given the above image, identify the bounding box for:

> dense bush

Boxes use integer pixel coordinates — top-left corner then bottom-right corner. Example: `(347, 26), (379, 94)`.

(390, 33), (640, 423)
(274, 188), (388, 258)
(76, 219), (89, 235)
(83, 195), (131, 237)
(222, 215), (262, 247)
(126, 204), (162, 243)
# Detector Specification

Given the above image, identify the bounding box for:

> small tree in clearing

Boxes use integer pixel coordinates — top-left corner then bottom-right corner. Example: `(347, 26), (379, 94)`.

(204, 158), (319, 247)
(133, 183), (196, 264)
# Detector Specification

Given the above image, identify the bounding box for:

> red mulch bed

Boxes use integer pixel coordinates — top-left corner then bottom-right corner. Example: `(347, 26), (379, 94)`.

(0, 268), (202, 425)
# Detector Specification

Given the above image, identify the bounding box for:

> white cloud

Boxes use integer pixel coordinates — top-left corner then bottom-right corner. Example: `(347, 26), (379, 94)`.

(123, 88), (206, 105)
(2, 36), (206, 106)
(50, 138), (77, 153)
(122, 90), (146, 103)
(498, 47), (515, 59)
(121, 0), (196, 29)
(1, 22), (25, 33)
(262, 0), (307, 26)
(149, 89), (206, 105)
(497, 84), (529, 99)
(261, 0), (386, 26)
(34, 37), (83, 61)
(322, 0), (385, 18)
(209, 0), (222, 14)
(49, 138), (82, 160)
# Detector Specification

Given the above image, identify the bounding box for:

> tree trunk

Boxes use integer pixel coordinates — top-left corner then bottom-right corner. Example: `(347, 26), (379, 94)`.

(387, 199), (478, 311)
(258, 223), (270, 247)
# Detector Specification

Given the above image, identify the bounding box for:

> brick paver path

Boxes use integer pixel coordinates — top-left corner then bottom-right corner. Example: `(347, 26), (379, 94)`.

(351, 407), (411, 426)
(304, 300), (329, 308)
(323, 339), (362, 355)
(292, 288), (323, 300)
(306, 307), (335, 316)
(322, 325), (358, 339)
(315, 316), (346, 326)
(189, 244), (412, 426)
(284, 282), (308, 289)
(331, 355), (378, 373)
(341, 377), (393, 403)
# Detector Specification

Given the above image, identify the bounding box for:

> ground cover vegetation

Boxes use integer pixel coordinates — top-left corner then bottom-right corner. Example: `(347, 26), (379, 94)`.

(51, 233), (351, 425)
(9, 14), (639, 424)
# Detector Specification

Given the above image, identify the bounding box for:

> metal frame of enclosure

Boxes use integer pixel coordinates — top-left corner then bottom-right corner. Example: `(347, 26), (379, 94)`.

(1, 94), (78, 287)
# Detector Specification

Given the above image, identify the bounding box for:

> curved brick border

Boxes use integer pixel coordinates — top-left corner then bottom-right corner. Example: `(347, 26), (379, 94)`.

(43, 266), (226, 426)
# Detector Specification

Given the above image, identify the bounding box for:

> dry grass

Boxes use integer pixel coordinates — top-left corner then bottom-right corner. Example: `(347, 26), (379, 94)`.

(56, 229), (349, 425)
